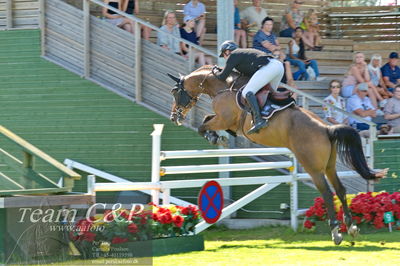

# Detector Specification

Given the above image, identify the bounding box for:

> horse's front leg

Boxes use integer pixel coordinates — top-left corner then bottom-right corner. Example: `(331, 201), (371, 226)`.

(198, 115), (229, 146)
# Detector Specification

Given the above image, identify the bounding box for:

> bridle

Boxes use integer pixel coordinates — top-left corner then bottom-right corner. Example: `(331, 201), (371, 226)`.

(170, 73), (209, 117)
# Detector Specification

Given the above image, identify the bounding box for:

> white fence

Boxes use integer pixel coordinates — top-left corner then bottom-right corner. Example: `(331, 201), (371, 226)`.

(85, 124), (361, 233)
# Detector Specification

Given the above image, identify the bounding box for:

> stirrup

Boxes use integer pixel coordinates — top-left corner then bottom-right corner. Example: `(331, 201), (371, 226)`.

(247, 119), (267, 134)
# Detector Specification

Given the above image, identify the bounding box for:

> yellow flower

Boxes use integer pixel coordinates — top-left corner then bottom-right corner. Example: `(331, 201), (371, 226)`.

(92, 214), (106, 226)
(166, 204), (177, 214)
(99, 242), (111, 252)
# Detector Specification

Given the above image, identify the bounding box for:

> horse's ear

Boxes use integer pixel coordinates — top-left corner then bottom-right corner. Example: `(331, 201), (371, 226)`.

(167, 73), (180, 83)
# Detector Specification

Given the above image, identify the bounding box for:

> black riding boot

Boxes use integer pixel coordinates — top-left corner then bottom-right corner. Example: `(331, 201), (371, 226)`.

(245, 92), (268, 134)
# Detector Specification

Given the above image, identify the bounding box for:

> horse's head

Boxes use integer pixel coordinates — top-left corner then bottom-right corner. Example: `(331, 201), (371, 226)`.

(167, 70), (210, 126)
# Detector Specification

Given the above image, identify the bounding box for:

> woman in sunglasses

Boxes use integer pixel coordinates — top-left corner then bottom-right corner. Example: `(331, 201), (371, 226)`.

(323, 80), (348, 125)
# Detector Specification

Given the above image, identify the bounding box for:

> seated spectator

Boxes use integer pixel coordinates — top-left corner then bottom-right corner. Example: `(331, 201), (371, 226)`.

(234, 0), (247, 48)
(381, 52), (400, 93)
(240, 0), (268, 36)
(157, 10), (181, 55)
(368, 54), (393, 99)
(323, 80), (348, 125)
(180, 16), (213, 66)
(384, 85), (400, 134)
(346, 82), (377, 131)
(286, 27), (324, 81)
(341, 52), (382, 108)
(301, 9), (322, 51)
(183, 0), (206, 45)
(103, 0), (133, 33)
(253, 17), (280, 54)
(279, 0), (304, 38)
(123, 0), (152, 40)
(273, 49), (297, 99)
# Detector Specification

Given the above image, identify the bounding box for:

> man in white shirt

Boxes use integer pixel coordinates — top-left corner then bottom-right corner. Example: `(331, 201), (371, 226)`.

(346, 83), (377, 131)
(241, 0), (268, 35)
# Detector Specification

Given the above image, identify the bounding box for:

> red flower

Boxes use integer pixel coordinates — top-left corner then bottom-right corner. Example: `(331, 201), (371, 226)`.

(303, 220), (315, 229)
(76, 219), (92, 232)
(157, 207), (170, 214)
(127, 223), (139, 234)
(305, 207), (315, 217)
(140, 216), (148, 225)
(173, 215), (184, 227)
(339, 223), (347, 233)
(158, 212), (173, 224)
(352, 216), (362, 224)
(82, 232), (96, 242)
(104, 210), (115, 222)
(120, 211), (130, 220)
(111, 237), (129, 244)
(152, 212), (159, 222)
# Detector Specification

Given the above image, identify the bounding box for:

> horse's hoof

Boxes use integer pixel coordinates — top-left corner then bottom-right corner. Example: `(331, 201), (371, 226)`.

(217, 136), (228, 147)
(208, 135), (218, 145)
(331, 226), (343, 245)
(348, 224), (359, 238)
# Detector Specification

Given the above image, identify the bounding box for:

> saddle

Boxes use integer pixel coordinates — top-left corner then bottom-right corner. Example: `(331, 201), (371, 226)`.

(236, 84), (295, 119)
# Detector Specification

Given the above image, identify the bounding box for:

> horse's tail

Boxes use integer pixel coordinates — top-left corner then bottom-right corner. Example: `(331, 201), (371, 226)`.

(327, 124), (377, 180)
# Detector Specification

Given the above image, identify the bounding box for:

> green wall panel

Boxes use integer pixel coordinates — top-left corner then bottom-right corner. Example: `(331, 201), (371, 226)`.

(374, 140), (400, 193)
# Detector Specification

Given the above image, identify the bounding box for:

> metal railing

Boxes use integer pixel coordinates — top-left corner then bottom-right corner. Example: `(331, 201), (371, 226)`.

(0, 125), (81, 195)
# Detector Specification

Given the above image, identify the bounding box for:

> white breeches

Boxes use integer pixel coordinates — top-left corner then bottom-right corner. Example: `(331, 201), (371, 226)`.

(242, 59), (284, 96)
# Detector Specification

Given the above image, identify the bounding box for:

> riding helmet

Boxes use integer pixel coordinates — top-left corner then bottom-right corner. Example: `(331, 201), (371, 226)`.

(219, 40), (238, 57)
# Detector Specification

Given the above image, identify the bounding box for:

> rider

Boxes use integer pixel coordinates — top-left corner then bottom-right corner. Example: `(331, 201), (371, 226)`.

(213, 40), (284, 134)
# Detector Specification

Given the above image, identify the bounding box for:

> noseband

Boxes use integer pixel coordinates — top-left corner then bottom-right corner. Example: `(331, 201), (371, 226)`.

(171, 74), (208, 113)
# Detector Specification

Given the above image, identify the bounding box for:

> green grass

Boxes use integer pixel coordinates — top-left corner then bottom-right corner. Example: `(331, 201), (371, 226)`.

(153, 226), (400, 266)
(34, 226), (400, 266)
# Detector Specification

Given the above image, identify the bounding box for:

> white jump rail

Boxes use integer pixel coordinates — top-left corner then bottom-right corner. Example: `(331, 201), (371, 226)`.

(88, 124), (300, 232)
(85, 124), (363, 233)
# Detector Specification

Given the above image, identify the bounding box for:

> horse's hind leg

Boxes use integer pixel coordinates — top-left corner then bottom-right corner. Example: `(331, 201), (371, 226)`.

(310, 172), (343, 245)
(198, 115), (228, 146)
(326, 166), (359, 238)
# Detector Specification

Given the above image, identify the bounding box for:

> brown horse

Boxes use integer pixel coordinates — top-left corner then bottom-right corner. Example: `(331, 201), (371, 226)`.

(167, 65), (387, 245)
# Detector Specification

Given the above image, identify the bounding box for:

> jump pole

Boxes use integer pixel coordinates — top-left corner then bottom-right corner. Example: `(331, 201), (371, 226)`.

(151, 124), (164, 205)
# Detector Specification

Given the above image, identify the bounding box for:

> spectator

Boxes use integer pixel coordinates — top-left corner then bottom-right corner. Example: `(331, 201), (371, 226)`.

(381, 52), (400, 93)
(301, 9), (322, 51)
(323, 80), (348, 125)
(272, 49), (297, 99)
(341, 52), (381, 108)
(103, 0), (133, 33)
(384, 85), (400, 134)
(346, 82), (377, 131)
(279, 0), (304, 38)
(240, 0), (268, 36)
(183, 0), (206, 45)
(286, 27), (324, 81)
(253, 17), (280, 54)
(157, 10), (181, 55)
(123, 0), (152, 40)
(368, 54), (393, 99)
(234, 0), (247, 48)
(180, 16), (213, 66)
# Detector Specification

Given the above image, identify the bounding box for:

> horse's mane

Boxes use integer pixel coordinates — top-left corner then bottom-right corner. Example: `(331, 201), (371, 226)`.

(190, 65), (246, 91)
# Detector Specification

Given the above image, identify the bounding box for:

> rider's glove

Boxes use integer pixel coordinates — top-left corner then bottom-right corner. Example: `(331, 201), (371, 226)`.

(212, 65), (222, 76)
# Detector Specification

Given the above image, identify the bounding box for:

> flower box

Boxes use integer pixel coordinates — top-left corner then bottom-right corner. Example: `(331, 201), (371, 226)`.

(71, 203), (204, 258)
(303, 192), (400, 233)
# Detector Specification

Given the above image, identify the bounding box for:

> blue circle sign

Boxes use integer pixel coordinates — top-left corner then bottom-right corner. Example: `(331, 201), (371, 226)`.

(198, 180), (224, 223)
